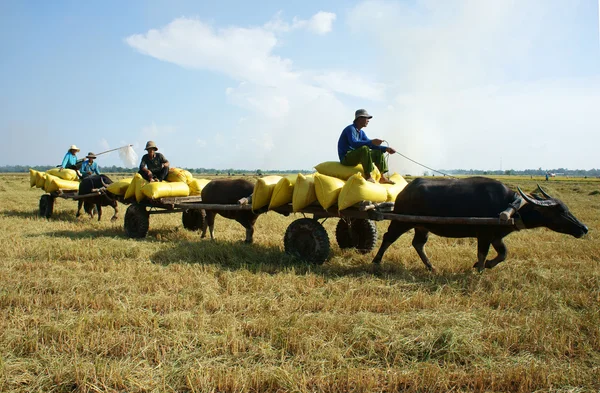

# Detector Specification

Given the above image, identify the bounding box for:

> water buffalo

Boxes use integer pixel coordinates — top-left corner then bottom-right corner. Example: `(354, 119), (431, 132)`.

(200, 179), (260, 243)
(76, 174), (119, 221)
(372, 177), (588, 271)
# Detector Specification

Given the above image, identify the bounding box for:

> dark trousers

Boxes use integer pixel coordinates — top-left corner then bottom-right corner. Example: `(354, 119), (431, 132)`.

(139, 167), (169, 181)
(341, 146), (388, 175)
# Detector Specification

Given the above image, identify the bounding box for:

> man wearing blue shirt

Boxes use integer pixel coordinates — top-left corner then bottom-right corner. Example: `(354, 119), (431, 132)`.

(81, 152), (101, 178)
(338, 109), (396, 183)
(59, 144), (82, 177)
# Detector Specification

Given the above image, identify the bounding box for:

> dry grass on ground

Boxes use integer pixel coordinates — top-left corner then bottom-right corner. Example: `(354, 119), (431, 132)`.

(0, 173), (598, 392)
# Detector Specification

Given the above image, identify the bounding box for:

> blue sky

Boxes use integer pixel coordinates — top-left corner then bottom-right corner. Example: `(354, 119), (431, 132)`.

(2, 0), (599, 173)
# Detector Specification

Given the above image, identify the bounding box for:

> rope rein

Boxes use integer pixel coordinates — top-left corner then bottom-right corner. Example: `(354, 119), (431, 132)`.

(381, 140), (457, 179)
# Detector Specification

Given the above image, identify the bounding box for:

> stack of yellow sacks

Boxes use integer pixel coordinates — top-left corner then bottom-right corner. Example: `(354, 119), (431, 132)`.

(251, 161), (408, 212)
(116, 168), (211, 202)
(29, 168), (80, 193)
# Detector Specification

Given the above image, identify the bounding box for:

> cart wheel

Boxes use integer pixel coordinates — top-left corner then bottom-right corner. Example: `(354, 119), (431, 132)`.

(182, 209), (205, 231)
(39, 194), (54, 219)
(284, 218), (330, 264)
(335, 218), (378, 254)
(124, 204), (149, 238)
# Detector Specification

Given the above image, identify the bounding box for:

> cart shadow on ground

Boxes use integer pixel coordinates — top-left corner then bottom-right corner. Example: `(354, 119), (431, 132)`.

(149, 238), (480, 291)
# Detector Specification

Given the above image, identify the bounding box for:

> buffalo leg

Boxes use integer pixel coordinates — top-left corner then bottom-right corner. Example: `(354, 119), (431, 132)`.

(236, 212), (257, 243)
(76, 201), (83, 218)
(372, 222), (413, 264)
(485, 239), (507, 269)
(97, 205), (102, 221)
(412, 228), (434, 271)
(473, 239), (491, 272)
(201, 211), (216, 240)
(110, 202), (119, 221)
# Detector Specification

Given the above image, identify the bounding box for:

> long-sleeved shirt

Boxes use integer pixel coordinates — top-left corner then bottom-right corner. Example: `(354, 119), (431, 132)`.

(337, 124), (387, 161)
(81, 160), (100, 177)
(60, 152), (78, 168)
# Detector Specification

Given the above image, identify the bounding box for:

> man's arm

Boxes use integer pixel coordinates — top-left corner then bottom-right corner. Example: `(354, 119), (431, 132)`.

(346, 127), (372, 149)
(139, 156), (147, 172)
(60, 153), (70, 169)
(93, 163), (100, 175)
(159, 154), (170, 168)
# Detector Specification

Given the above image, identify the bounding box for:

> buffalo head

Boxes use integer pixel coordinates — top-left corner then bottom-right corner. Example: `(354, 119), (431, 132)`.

(517, 186), (588, 238)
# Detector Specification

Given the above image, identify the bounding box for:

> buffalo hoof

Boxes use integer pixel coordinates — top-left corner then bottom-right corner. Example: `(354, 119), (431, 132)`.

(484, 260), (500, 269)
(111, 216), (118, 222)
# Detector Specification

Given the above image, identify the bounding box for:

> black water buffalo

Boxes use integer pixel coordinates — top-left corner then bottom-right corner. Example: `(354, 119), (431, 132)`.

(200, 179), (260, 243)
(372, 176), (588, 271)
(76, 174), (119, 221)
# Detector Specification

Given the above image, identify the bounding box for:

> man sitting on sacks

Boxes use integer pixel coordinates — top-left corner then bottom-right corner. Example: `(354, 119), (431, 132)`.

(338, 109), (397, 184)
(59, 144), (83, 177)
(80, 152), (101, 178)
(138, 141), (170, 182)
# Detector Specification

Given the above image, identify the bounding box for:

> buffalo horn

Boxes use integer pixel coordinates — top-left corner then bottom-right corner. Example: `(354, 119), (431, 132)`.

(101, 177), (109, 188)
(517, 187), (556, 207)
(536, 184), (553, 199)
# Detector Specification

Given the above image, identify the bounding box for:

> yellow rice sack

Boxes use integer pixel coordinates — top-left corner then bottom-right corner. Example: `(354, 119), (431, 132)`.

(106, 178), (133, 196)
(44, 174), (59, 192)
(314, 173), (346, 209)
(43, 174), (79, 193)
(124, 174), (142, 200)
(35, 171), (46, 188)
(314, 161), (381, 182)
(141, 182), (190, 200)
(338, 173), (388, 210)
(268, 175), (297, 209)
(46, 167), (79, 181)
(135, 177), (148, 202)
(188, 178), (210, 196)
(292, 174), (317, 212)
(252, 176), (282, 211)
(52, 177), (80, 192)
(383, 173), (409, 202)
(29, 169), (38, 187)
(166, 167), (193, 183)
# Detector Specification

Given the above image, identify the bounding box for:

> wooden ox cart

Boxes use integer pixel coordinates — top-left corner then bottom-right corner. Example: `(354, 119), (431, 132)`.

(122, 198), (517, 265)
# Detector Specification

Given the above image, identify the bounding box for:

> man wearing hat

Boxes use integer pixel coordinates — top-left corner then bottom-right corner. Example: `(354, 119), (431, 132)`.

(138, 141), (170, 182)
(81, 152), (101, 178)
(337, 109), (397, 184)
(59, 145), (83, 177)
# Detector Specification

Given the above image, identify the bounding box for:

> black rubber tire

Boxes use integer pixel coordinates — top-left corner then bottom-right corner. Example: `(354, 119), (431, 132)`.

(284, 218), (330, 264)
(39, 194), (54, 219)
(124, 204), (149, 238)
(182, 209), (205, 231)
(335, 218), (378, 254)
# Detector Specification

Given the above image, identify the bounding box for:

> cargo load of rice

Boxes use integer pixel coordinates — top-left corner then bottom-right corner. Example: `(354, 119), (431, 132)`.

(46, 167), (79, 181)
(166, 167), (194, 184)
(106, 178), (134, 196)
(141, 182), (190, 200)
(314, 173), (346, 209)
(314, 161), (381, 182)
(124, 174), (144, 201)
(44, 174), (80, 193)
(29, 169), (38, 188)
(382, 173), (409, 202)
(268, 175), (297, 209)
(292, 174), (317, 212)
(252, 176), (282, 211)
(338, 172), (388, 210)
(35, 171), (46, 188)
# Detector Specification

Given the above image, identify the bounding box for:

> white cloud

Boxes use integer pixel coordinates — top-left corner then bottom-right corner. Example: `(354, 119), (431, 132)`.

(196, 139), (207, 147)
(264, 11), (336, 35)
(124, 2), (599, 171)
(141, 122), (175, 138)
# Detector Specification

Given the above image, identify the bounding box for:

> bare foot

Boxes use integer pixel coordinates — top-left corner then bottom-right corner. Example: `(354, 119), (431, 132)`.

(379, 177), (395, 185)
(365, 177), (376, 183)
